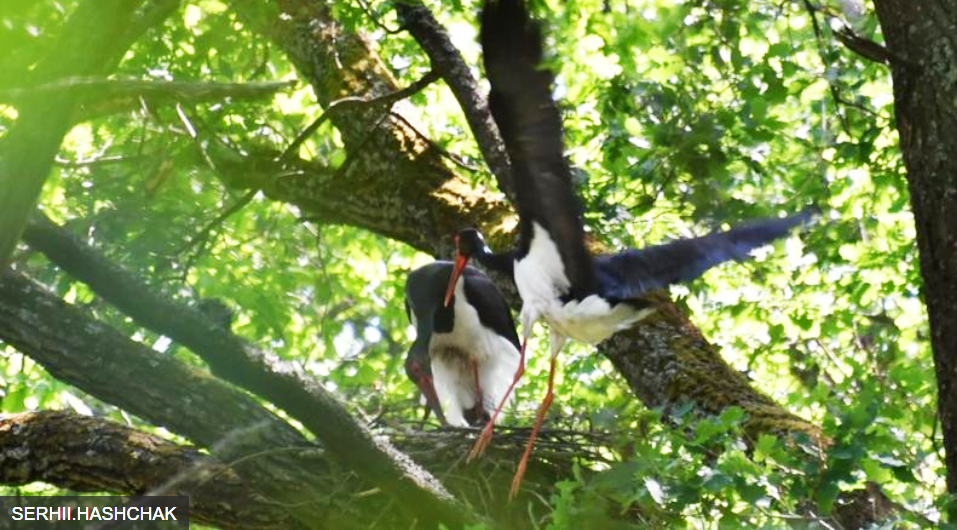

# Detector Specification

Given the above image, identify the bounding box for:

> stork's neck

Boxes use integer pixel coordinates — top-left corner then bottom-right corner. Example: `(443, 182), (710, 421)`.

(472, 245), (516, 277)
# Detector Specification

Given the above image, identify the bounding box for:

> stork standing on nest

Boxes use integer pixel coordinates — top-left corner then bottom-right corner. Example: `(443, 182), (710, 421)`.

(405, 261), (521, 428)
(448, 0), (814, 497)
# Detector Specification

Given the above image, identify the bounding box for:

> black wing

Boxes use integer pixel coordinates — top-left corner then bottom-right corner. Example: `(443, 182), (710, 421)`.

(461, 267), (521, 350)
(595, 209), (814, 300)
(481, 0), (598, 299)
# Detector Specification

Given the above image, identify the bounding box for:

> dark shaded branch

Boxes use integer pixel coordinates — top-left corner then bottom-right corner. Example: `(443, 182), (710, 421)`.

(0, 411), (293, 530)
(0, 267), (598, 529)
(396, 0), (515, 199)
(0, 0), (178, 268)
(0, 410), (644, 529)
(834, 27), (894, 65)
(20, 213), (478, 529)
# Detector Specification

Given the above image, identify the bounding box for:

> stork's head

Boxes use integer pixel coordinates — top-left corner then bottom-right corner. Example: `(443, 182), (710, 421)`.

(454, 228), (487, 259)
(444, 229), (487, 307)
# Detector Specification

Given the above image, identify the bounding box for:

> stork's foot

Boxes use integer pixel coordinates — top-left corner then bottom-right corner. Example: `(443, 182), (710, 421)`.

(463, 403), (489, 427)
(469, 421), (498, 462)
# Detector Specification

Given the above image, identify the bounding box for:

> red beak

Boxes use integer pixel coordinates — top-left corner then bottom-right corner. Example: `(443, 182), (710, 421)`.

(444, 253), (468, 307)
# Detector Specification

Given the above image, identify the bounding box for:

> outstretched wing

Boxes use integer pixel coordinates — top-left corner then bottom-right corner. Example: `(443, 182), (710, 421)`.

(481, 0), (598, 299)
(596, 209), (815, 301)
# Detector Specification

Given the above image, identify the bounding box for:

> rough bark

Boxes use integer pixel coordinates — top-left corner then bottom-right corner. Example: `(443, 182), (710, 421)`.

(0, 411), (293, 530)
(872, 0), (957, 509)
(0, 0), (179, 268)
(220, 0), (512, 256)
(19, 214), (476, 529)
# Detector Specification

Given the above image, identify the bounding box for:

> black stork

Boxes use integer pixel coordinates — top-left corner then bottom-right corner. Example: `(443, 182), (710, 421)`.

(447, 0), (815, 497)
(405, 261), (521, 428)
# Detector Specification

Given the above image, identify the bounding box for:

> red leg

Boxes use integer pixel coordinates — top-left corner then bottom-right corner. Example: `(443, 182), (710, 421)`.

(471, 357), (486, 419)
(509, 352), (557, 500)
(468, 336), (527, 462)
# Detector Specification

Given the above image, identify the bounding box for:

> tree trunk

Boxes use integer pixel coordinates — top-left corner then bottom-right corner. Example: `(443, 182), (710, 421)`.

(872, 0), (957, 509)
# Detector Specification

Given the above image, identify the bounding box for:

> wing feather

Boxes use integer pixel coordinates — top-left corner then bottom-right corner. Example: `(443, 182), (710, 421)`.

(481, 0), (598, 298)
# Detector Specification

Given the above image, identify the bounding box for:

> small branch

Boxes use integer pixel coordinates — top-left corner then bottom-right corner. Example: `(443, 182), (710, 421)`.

(800, 0), (851, 135)
(833, 26), (908, 67)
(395, 1), (515, 200)
(355, 0), (402, 34)
(54, 154), (145, 167)
(279, 70), (440, 164)
(176, 189), (258, 258)
(0, 78), (296, 106)
(389, 111), (482, 172)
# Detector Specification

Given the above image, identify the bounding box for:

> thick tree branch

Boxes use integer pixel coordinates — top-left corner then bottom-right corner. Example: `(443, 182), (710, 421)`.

(0, 411), (293, 530)
(0, 410), (632, 529)
(0, 265), (609, 528)
(0, 0), (178, 268)
(396, 0), (515, 199)
(19, 213), (478, 529)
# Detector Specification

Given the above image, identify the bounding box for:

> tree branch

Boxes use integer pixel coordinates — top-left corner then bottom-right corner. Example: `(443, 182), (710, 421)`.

(279, 69), (440, 164)
(0, 411), (293, 530)
(226, 0), (516, 256)
(0, 264), (615, 528)
(396, 0), (515, 199)
(0, 78), (295, 105)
